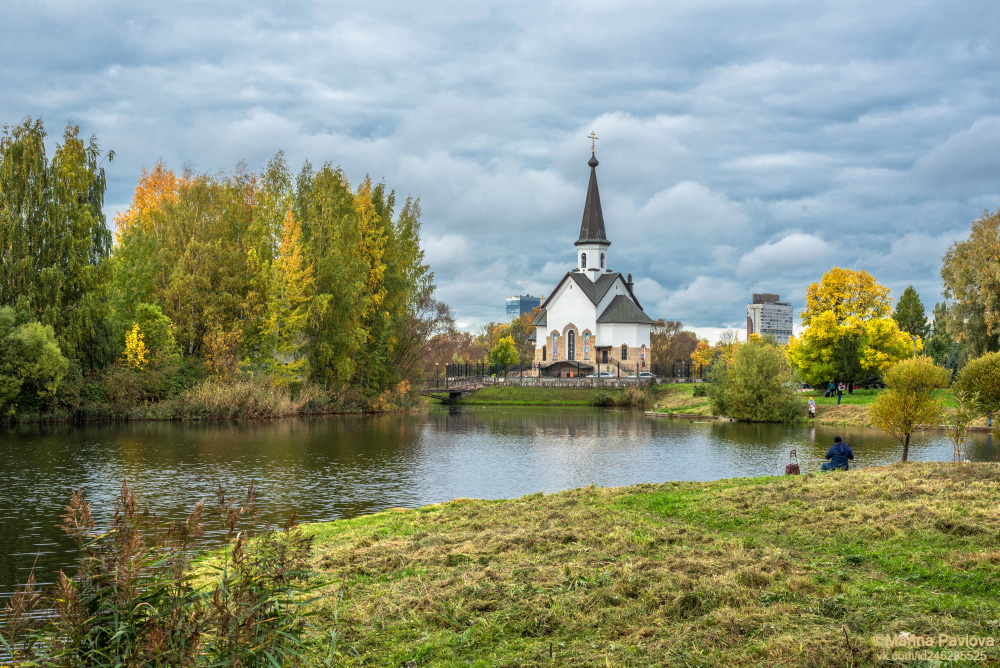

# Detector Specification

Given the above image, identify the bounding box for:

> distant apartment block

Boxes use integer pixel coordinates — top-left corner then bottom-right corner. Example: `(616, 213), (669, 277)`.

(506, 294), (542, 319)
(747, 293), (793, 345)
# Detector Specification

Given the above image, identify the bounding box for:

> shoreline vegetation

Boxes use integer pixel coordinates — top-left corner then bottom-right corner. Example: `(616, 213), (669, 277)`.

(8, 375), (420, 424)
(299, 462), (999, 666)
(453, 383), (995, 431)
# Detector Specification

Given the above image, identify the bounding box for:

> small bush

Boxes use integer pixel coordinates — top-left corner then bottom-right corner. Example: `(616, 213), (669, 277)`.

(708, 338), (800, 422)
(692, 384), (707, 397)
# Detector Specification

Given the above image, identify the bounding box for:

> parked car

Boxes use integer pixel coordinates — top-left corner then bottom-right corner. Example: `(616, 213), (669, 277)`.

(628, 371), (655, 379)
(586, 371), (614, 378)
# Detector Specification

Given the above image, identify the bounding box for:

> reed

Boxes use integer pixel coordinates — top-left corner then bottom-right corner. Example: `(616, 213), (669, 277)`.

(1, 481), (322, 667)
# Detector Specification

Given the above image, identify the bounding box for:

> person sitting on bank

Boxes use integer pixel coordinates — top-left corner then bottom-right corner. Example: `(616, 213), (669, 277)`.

(822, 436), (854, 471)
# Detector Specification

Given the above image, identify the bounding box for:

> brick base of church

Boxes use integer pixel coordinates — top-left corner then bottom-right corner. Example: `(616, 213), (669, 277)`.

(533, 344), (651, 377)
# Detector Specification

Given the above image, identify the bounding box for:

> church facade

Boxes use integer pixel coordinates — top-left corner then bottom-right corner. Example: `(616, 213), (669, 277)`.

(530, 150), (654, 377)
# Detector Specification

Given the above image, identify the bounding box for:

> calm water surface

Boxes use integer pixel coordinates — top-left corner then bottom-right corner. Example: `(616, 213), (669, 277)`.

(1, 406), (995, 594)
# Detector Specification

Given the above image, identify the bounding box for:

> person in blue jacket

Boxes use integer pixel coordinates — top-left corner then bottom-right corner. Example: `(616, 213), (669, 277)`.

(823, 436), (854, 471)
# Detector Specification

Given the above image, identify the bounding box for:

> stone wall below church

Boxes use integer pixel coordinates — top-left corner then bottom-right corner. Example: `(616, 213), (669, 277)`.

(533, 341), (653, 371)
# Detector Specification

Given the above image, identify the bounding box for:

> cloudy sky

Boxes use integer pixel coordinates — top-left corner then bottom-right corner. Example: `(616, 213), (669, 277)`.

(4, 0), (999, 341)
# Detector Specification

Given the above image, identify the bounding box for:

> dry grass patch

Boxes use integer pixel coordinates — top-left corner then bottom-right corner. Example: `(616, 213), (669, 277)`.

(300, 464), (1000, 667)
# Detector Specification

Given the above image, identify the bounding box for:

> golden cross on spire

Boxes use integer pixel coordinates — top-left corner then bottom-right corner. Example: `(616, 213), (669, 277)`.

(588, 130), (598, 153)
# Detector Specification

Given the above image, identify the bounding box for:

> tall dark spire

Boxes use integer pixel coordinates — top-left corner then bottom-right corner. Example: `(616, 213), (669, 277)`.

(575, 152), (610, 247)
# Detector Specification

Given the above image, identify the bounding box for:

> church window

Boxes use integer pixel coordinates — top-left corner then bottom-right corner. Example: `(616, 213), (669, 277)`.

(601, 253), (605, 268)
(621, 344), (628, 361)
(567, 330), (576, 360)
(542, 345), (546, 361)
(581, 253), (587, 269)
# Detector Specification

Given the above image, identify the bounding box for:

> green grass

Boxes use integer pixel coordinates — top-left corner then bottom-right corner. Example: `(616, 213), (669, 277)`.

(301, 463), (1000, 667)
(457, 385), (607, 405)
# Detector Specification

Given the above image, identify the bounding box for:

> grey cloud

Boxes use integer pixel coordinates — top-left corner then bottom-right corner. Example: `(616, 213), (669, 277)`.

(4, 0), (999, 335)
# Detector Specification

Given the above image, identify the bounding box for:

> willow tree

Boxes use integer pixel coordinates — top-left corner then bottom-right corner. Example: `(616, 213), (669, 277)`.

(0, 118), (114, 367)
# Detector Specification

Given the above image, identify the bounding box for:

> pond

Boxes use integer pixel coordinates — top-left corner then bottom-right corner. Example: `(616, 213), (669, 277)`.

(0, 407), (995, 595)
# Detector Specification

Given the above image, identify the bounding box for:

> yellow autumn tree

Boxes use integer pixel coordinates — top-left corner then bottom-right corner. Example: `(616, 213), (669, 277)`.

(123, 323), (149, 370)
(113, 161), (184, 241)
(788, 267), (915, 387)
(690, 340), (713, 369)
(262, 207), (315, 384)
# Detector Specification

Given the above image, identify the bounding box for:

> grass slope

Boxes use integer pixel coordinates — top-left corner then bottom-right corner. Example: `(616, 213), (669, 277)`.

(303, 463), (1000, 667)
(456, 385), (611, 405)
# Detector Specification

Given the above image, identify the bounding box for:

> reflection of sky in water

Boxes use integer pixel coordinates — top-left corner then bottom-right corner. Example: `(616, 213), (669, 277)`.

(0, 409), (995, 593)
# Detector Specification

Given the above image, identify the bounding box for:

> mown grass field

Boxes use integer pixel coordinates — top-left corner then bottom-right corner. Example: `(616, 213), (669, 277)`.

(302, 463), (1000, 667)
(455, 385), (613, 405)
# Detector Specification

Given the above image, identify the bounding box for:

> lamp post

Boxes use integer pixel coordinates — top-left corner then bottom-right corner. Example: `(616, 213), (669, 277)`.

(435, 362), (439, 388)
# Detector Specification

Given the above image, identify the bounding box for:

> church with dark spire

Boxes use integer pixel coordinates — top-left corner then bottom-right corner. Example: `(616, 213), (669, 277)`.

(529, 141), (654, 377)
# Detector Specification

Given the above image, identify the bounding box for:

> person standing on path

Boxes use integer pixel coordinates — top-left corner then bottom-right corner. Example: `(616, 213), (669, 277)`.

(827, 380), (835, 398)
(836, 382), (844, 405)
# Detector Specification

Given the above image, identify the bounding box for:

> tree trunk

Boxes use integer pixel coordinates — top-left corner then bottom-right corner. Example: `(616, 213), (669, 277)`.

(902, 433), (910, 462)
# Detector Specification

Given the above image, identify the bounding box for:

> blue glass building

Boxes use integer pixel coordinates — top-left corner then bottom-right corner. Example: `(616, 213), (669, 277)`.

(506, 294), (542, 319)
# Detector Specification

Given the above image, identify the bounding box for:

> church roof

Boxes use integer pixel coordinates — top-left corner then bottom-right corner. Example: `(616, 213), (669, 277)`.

(597, 294), (655, 325)
(530, 309), (547, 327)
(539, 271), (623, 311)
(575, 153), (610, 247)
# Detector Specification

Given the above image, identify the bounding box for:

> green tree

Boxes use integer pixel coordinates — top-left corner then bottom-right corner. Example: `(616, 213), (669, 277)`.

(788, 267), (914, 388)
(489, 336), (519, 373)
(953, 351), (1000, 427)
(893, 285), (930, 339)
(941, 209), (1000, 358)
(707, 337), (800, 422)
(0, 118), (114, 367)
(926, 302), (959, 373)
(0, 307), (70, 415)
(868, 357), (949, 462)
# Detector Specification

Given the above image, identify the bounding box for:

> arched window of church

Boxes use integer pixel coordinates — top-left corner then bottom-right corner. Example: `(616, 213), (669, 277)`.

(542, 345), (546, 361)
(601, 253), (605, 268)
(567, 330), (576, 360)
(621, 344), (628, 361)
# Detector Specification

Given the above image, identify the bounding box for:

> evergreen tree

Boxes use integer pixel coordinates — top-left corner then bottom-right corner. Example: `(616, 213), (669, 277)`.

(893, 285), (930, 339)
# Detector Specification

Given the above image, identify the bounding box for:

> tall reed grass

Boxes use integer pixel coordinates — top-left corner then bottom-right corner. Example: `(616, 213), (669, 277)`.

(1, 481), (323, 666)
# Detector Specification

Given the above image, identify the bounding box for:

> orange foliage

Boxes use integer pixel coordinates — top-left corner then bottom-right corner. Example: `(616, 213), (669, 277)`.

(114, 161), (185, 241)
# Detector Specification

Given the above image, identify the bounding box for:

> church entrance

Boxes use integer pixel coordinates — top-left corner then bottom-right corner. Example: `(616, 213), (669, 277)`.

(601, 350), (608, 364)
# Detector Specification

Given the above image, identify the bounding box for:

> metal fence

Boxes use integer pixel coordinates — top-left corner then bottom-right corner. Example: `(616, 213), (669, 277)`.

(424, 360), (710, 388)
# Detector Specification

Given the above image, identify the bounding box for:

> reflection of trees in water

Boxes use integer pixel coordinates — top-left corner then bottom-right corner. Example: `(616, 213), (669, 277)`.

(433, 407), (653, 442)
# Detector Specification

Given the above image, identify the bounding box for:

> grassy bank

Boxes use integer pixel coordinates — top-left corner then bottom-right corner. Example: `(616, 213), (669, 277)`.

(303, 463), (1000, 666)
(456, 384), (657, 407)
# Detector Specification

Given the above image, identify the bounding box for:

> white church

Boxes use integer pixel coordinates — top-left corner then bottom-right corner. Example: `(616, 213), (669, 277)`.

(530, 147), (654, 376)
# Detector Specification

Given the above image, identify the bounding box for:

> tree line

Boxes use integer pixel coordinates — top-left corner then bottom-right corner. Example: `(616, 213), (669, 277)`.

(0, 117), (445, 418)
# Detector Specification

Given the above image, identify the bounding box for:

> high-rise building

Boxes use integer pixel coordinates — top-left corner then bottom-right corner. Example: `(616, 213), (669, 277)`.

(506, 294), (542, 319)
(747, 293), (793, 344)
